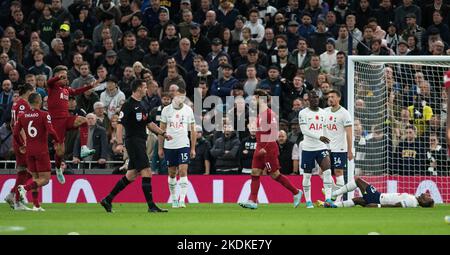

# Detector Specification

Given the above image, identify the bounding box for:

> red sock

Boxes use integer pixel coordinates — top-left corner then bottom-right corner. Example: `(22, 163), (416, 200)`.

(249, 176), (260, 202)
(32, 191), (40, 208)
(275, 174), (299, 195)
(55, 155), (62, 168)
(11, 171), (27, 195)
(79, 122), (88, 147)
(24, 181), (38, 191)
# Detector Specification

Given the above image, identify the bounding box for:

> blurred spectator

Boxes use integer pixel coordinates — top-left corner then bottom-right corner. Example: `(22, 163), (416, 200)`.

(0, 80), (13, 118)
(258, 66), (282, 97)
(289, 38), (312, 70)
(335, 25), (357, 55)
(163, 68), (186, 92)
(303, 55), (322, 87)
(345, 13), (362, 42)
(319, 38), (337, 73)
(160, 23), (180, 56)
(45, 38), (69, 68)
(401, 13), (424, 47)
(51, 0), (74, 26)
(142, 39), (168, 75)
(394, 0), (422, 32)
(100, 75), (126, 119)
(278, 130), (295, 175)
(210, 124), (241, 174)
(367, 17), (386, 41)
(0, 120), (13, 160)
(24, 32), (50, 60)
(37, 4), (59, 46)
(394, 125), (426, 175)
(28, 49), (52, 79)
(210, 63), (238, 103)
(141, 80), (161, 113)
(385, 22), (400, 53)
(4, 27), (24, 65)
(202, 10), (224, 41)
(288, 118), (302, 144)
(357, 25), (374, 55)
(188, 126), (211, 175)
(309, 18), (332, 55)
(374, 0), (396, 31)
(238, 122), (257, 174)
(95, 0), (122, 25)
(93, 12), (123, 46)
(71, 62), (95, 89)
(76, 87), (100, 115)
(73, 113), (109, 168)
(426, 132), (447, 176)
(189, 22), (210, 58)
(118, 32), (144, 69)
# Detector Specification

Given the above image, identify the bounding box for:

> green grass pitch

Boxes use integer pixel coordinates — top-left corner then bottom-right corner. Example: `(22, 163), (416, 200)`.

(1, 203), (449, 235)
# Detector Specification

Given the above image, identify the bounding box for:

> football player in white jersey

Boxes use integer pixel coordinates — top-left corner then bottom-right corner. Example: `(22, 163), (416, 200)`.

(317, 176), (434, 208)
(159, 88), (196, 208)
(324, 90), (353, 201)
(298, 90), (336, 208)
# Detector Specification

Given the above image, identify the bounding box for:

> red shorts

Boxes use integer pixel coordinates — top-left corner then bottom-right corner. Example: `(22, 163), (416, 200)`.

(27, 153), (51, 173)
(251, 144), (280, 173)
(13, 142), (27, 167)
(52, 116), (78, 141)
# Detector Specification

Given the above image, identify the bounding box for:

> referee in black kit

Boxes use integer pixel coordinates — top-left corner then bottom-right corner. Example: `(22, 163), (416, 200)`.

(100, 78), (172, 213)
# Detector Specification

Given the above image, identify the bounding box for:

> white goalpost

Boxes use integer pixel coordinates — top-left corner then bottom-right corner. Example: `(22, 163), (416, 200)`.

(347, 56), (450, 203)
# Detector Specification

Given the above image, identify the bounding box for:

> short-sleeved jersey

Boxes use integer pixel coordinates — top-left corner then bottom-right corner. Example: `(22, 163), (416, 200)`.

(160, 104), (195, 149)
(324, 106), (352, 152)
(119, 97), (152, 140)
(14, 109), (58, 156)
(11, 98), (31, 125)
(380, 193), (419, 208)
(256, 108), (278, 144)
(298, 108), (328, 151)
(47, 76), (93, 118)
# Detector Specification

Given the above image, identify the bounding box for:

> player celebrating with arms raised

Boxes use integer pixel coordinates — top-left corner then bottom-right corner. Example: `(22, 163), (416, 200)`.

(100, 79), (172, 213)
(324, 90), (353, 201)
(14, 93), (64, 211)
(4, 84), (35, 210)
(47, 65), (97, 184)
(239, 89), (302, 210)
(159, 88), (196, 208)
(318, 176), (434, 208)
(299, 90), (335, 208)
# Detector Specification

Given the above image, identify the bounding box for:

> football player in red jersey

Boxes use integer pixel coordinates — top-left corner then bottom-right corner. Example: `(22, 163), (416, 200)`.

(4, 84), (34, 210)
(14, 92), (63, 211)
(47, 65), (98, 184)
(239, 89), (303, 209)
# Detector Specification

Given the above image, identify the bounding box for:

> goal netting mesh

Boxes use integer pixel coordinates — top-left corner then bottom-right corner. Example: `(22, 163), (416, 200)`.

(349, 56), (450, 204)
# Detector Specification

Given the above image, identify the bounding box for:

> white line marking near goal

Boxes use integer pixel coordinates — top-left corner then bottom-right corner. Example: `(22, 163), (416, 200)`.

(0, 226), (26, 232)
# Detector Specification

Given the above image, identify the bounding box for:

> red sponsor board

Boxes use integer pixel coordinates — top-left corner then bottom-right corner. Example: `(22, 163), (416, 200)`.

(0, 175), (448, 203)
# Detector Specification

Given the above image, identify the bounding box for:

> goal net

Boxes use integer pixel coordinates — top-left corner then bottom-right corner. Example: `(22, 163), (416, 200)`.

(347, 56), (450, 204)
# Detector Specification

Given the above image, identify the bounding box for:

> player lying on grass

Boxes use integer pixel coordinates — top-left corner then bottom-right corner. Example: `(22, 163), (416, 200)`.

(317, 176), (434, 208)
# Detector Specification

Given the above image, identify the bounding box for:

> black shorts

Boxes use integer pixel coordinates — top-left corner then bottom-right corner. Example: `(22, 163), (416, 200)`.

(362, 185), (381, 204)
(125, 137), (150, 171)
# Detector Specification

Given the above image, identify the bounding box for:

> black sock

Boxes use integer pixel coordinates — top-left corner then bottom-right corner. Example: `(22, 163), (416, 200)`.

(107, 176), (131, 202)
(142, 177), (155, 208)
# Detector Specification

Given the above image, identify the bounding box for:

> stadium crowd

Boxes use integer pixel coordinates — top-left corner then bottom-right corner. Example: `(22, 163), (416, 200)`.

(0, 0), (449, 176)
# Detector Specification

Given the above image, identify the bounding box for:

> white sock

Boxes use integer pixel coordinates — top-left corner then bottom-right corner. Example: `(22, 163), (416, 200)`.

(335, 175), (345, 201)
(179, 176), (188, 203)
(335, 200), (355, 208)
(168, 176), (177, 202)
(323, 169), (332, 200)
(332, 180), (357, 197)
(302, 173), (312, 202)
